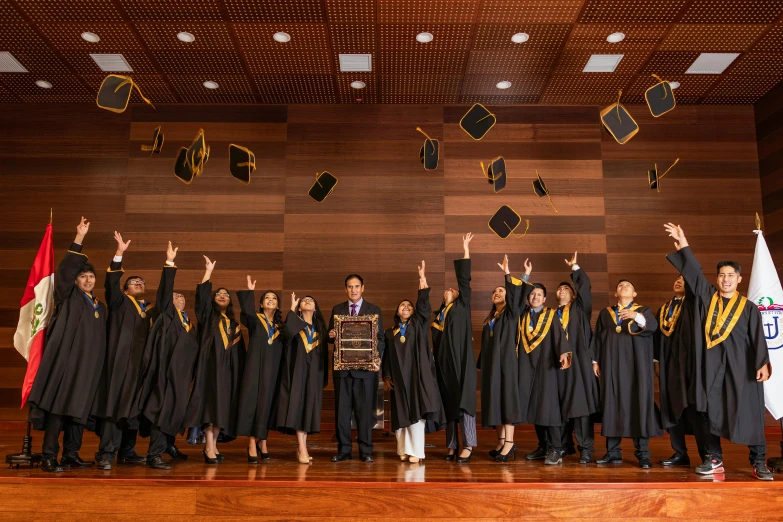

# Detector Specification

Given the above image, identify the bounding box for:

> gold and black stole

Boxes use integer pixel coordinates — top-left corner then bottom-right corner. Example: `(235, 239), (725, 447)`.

(518, 308), (555, 354)
(431, 302), (454, 332)
(705, 291), (746, 349)
(299, 323), (319, 353)
(658, 297), (683, 337)
(257, 313), (280, 345)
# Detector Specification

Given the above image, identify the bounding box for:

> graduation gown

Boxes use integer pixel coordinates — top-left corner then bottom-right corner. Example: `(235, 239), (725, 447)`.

(478, 275), (523, 428)
(431, 258), (477, 421)
(276, 311), (328, 434)
(591, 305), (663, 438)
(183, 281), (245, 434)
(667, 247), (769, 445)
(383, 288), (443, 432)
(517, 306), (588, 426)
(234, 290), (284, 440)
(28, 243), (107, 428)
(559, 268), (600, 417)
(91, 259), (157, 426)
(135, 265), (200, 437)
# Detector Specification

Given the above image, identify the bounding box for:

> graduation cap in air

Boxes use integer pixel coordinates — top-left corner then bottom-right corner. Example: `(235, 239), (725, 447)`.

(228, 144), (255, 184)
(173, 128), (210, 184)
(532, 170), (558, 213)
(309, 171), (338, 202)
(416, 127), (439, 170)
(96, 74), (154, 114)
(488, 205), (529, 240)
(600, 90), (639, 145)
(648, 158), (679, 192)
(481, 157), (506, 193)
(645, 74), (676, 118)
(140, 126), (163, 155)
(460, 103), (496, 140)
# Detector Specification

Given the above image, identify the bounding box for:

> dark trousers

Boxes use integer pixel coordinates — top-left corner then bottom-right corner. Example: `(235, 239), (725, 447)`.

(562, 416), (595, 454)
(668, 405), (708, 460)
(534, 424), (564, 452)
(41, 413), (85, 460)
(146, 425), (169, 461)
(95, 419), (139, 461)
(605, 436), (650, 460)
(334, 375), (377, 456)
(701, 430), (766, 465)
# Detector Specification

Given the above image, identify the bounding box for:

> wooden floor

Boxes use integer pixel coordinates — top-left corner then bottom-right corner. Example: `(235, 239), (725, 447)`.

(1, 428), (782, 521)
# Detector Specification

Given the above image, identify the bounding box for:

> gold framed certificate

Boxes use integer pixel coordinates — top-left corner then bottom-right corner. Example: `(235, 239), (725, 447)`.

(333, 314), (380, 371)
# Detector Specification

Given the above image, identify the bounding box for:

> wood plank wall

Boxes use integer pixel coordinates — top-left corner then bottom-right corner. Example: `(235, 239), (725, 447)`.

(756, 80), (783, 280)
(0, 102), (763, 424)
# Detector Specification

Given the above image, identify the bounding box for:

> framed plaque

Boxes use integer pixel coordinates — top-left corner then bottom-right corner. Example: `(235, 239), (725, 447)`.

(333, 314), (380, 371)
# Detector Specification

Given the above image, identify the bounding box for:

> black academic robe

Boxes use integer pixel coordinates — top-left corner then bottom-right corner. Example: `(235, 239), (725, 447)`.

(91, 259), (156, 426)
(478, 275), (523, 428)
(136, 265), (200, 437)
(235, 290), (284, 440)
(560, 268), (600, 417)
(591, 305), (663, 438)
(276, 311), (328, 434)
(667, 247), (769, 445)
(183, 281), (245, 435)
(382, 288), (443, 432)
(518, 306), (588, 426)
(431, 258), (477, 421)
(28, 243), (107, 428)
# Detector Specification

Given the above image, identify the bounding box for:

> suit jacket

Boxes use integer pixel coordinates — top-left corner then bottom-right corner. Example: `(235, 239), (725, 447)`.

(329, 300), (385, 380)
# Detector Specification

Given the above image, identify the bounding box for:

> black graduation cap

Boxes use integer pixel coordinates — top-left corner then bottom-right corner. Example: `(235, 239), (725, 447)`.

(173, 129), (210, 184)
(228, 144), (255, 184)
(140, 126), (163, 155)
(532, 170), (558, 213)
(459, 103), (496, 140)
(96, 74), (154, 114)
(648, 158), (679, 192)
(416, 127), (439, 171)
(488, 205), (529, 240)
(481, 157), (506, 193)
(174, 147), (192, 184)
(309, 171), (338, 202)
(645, 74), (676, 118)
(600, 90), (639, 145)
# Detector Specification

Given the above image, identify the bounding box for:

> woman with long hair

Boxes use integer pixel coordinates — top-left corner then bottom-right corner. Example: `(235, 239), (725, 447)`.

(276, 292), (328, 464)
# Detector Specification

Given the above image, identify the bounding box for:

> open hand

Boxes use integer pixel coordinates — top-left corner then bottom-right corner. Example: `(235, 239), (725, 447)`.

(565, 251), (577, 267)
(524, 257), (532, 276)
(114, 231), (131, 254)
(498, 255), (510, 275)
(664, 223), (688, 250)
(76, 216), (90, 237)
(166, 241), (178, 263)
(246, 275), (256, 291)
(291, 292), (300, 312)
(203, 255), (216, 272)
(418, 260), (426, 279)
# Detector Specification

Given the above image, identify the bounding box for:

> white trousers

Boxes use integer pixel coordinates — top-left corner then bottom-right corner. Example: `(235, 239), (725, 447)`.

(396, 419), (426, 459)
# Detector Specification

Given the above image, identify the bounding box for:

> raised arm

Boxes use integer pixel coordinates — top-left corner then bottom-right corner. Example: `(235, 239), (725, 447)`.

(664, 224), (715, 304)
(195, 255), (215, 326)
(567, 252), (592, 317)
(284, 294), (306, 339)
(237, 276), (258, 332)
(415, 261), (432, 323)
(55, 217), (91, 304)
(499, 255), (522, 316)
(105, 230), (131, 311)
(156, 241), (178, 316)
(516, 257), (534, 311)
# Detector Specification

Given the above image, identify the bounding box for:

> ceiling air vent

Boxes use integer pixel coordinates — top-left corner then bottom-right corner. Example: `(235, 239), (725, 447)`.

(339, 54), (372, 72)
(686, 53), (740, 74)
(583, 54), (624, 73)
(90, 53), (133, 72)
(0, 52), (29, 73)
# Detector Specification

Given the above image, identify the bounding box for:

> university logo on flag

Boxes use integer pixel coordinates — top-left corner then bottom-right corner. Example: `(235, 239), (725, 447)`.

(757, 297), (783, 351)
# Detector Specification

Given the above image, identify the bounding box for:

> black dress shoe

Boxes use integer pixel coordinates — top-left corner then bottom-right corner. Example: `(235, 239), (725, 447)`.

(525, 447), (547, 460)
(118, 453), (147, 465)
(331, 453), (352, 462)
(41, 458), (64, 473)
(216, 453), (225, 463)
(559, 447), (577, 458)
(444, 452), (456, 462)
(60, 455), (94, 468)
(660, 453), (690, 466)
(639, 458), (653, 469)
(202, 450), (218, 465)
(579, 452), (593, 464)
(247, 449), (259, 464)
(166, 446), (189, 460)
(147, 455), (172, 470)
(360, 454), (374, 463)
(457, 448), (473, 464)
(595, 454), (623, 464)
(96, 459), (112, 470)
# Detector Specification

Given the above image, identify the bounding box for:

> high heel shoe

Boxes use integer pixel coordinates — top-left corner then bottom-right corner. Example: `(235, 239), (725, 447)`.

(444, 450), (456, 462)
(202, 449), (218, 465)
(256, 443), (271, 460)
(247, 448), (259, 464)
(457, 448), (474, 464)
(297, 450), (311, 464)
(489, 438), (505, 458)
(495, 443), (516, 463)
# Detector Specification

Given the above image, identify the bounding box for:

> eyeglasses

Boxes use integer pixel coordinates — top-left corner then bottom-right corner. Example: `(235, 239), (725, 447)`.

(127, 279), (145, 286)
(300, 297), (315, 304)
(215, 293), (231, 298)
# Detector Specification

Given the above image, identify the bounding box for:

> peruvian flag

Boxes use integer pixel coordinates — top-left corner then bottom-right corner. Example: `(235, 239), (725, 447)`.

(14, 223), (55, 408)
(748, 228), (783, 419)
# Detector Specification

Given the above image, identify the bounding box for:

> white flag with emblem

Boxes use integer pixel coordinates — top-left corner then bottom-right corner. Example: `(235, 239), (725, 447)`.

(748, 229), (783, 419)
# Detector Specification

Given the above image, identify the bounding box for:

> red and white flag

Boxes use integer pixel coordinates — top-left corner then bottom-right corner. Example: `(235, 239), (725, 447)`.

(14, 223), (55, 408)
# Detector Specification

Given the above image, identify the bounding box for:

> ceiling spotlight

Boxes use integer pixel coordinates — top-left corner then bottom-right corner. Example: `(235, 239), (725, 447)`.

(416, 32), (434, 43)
(203, 80), (219, 89)
(35, 80), (52, 89)
(350, 81), (366, 89)
(273, 32), (291, 43)
(606, 32), (625, 43)
(177, 31), (196, 43)
(511, 32), (530, 44)
(669, 81), (680, 89)
(81, 32), (100, 43)
(496, 81), (512, 89)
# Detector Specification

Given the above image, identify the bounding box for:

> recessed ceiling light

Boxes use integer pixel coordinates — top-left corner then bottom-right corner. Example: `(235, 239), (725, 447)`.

(686, 53), (739, 74)
(35, 80), (52, 89)
(273, 32), (291, 43)
(669, 81), (680, 89)
(203, 80), (219, 89)
(511, 32), (530, 44)
(606, 32), (625, 43)
(177, 31), (195, 43)
(416, 32), (434, 43)
(496, 81), (512, 89)
(583, 54), (624, 72)
(81, 32), (100, 43)
(350, 81), (366, 89)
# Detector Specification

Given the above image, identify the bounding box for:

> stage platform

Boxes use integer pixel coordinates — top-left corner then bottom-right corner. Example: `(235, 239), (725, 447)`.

(0, 428), (781, 521)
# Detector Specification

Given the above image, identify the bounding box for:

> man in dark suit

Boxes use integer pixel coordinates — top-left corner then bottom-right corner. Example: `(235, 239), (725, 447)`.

(328, 274), (385, 463)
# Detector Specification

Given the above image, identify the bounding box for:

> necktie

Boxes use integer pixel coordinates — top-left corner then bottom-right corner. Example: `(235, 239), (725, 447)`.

(182, 311), (189, 325)
(350, 303), (357, 316)
(557, 305), (563, 320)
